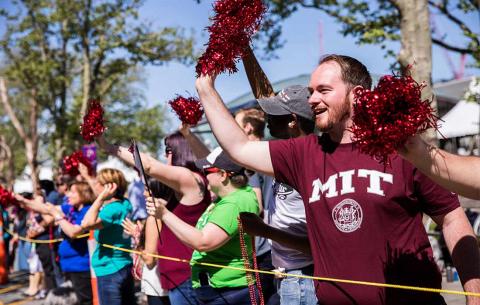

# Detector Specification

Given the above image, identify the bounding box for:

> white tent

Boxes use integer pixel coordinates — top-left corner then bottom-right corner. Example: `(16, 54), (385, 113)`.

(437, 100), (480, 139)
(97, 156), (139, 182)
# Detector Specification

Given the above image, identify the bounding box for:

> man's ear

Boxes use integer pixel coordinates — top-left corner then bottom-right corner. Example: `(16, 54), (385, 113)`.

(244, 122), (254, 135)
(349, 85), (363, 104)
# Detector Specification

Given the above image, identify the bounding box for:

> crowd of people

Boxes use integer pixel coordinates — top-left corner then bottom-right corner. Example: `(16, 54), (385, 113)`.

(1, 54), (479, 305)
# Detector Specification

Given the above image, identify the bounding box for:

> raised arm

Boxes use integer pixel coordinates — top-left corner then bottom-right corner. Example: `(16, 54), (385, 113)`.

(81, 183), (116, 230)
(195, 74), (273, 176)
(400, 135), (480, 199)
(432, 207), (480, 304)
(97, 136), (204, 203)
(179, 123), (211, 159)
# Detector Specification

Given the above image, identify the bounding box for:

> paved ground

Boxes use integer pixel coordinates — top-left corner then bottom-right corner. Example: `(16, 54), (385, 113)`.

(0, 271), (469, 305)
(0, 272), (41, 305)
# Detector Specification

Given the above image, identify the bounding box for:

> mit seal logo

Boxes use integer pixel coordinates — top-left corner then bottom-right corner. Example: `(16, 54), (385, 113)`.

(332, 199), (363, 233)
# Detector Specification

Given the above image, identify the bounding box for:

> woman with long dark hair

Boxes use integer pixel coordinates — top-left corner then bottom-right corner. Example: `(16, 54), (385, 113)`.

(97, 132), (210, 305)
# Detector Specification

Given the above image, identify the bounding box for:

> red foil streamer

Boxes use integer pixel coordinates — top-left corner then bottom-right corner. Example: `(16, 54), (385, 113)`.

(352, 73), (437, 165)
(196, 0), (266, 76)
(0, 185), (17, 209)
(81, 100), (106, 142)
(168, 96), (204, 126)
(62, 151), (94, 177)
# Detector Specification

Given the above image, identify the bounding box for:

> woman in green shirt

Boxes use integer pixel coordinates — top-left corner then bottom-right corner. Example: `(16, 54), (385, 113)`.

(145, 147), (260, 305)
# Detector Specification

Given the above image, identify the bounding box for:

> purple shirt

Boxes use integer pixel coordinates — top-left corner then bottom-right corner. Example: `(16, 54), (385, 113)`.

(269, 134), (459, 305)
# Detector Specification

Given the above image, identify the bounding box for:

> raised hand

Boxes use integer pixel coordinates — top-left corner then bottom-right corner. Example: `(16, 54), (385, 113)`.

(145, 196), (168, 220)
(122, 218), (142, 238)
(98, 183), (117, 201)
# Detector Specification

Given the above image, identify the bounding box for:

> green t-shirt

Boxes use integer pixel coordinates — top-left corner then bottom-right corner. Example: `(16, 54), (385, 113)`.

(92, 198), (133, 277)
(191, 186), (259, 289)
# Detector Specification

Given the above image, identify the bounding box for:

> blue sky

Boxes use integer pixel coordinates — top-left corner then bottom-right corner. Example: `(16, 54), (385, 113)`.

(139, 0), (479, 113)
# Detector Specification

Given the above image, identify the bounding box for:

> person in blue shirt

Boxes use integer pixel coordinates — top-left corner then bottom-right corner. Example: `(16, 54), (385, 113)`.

(17, 181), (95, 305)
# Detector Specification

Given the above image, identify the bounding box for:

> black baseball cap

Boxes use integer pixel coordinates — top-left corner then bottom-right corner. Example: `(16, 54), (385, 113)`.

(257, 85), (313, 120)
(195, 147), (244, 174)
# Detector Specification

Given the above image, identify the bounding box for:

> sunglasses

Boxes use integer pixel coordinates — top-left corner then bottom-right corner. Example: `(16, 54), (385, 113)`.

(203, 167), (222, 175)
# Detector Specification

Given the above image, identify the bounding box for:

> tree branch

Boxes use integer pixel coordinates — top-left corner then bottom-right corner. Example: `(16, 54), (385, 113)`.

(428, 0), (480, 46)
(0, 78), (28, 141)
(432, 38), (473, 54)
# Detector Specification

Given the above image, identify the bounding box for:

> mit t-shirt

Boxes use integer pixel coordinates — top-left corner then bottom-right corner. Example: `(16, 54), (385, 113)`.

(269, 134), (459, 305)
(191, 186), (259, 289)
(92, 198), (133, 277)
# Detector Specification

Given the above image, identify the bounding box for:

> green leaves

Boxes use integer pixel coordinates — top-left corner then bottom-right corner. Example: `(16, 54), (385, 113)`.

(0, 0), (198, 175)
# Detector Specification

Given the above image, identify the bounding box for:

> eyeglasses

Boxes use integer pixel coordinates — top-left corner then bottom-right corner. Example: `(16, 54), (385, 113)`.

(203, 167), (222, 175)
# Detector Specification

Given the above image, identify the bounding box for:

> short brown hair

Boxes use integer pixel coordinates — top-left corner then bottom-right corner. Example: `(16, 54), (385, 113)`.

(235, 108), (265, 139)
(230, 173), (249, 189)
(69, 182), (96, 204)
(96, 168), (128, 199)
(319, 55), (372, 91)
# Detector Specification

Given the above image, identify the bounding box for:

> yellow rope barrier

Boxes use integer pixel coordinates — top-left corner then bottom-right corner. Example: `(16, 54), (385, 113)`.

(101, 243), (480, 298)
(3, 227), (89, 243)
(2, 225), (478, 298)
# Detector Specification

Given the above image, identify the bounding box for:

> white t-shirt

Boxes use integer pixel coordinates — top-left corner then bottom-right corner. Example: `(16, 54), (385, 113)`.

(268, 180), (313, 269)
(141, 264), (168, 296)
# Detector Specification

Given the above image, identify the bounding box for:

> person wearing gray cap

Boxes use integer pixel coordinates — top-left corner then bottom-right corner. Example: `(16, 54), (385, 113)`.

(146, 147), (261, 305)
(195, 55), (479, 305)
(243, 85), (317, 305)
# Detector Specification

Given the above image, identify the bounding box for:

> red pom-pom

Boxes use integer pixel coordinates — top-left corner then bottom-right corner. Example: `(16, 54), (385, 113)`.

(352, 72), (437, 165)
(168, 96), (204, 126)
(62, 151), (94, 176)
(196, 0), (266, 76)
(0, 185), (17, 209)
(80, 100), (106, 142)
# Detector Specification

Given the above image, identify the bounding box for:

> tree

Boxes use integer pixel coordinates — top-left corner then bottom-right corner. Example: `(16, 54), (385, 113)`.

(0, 78), (40, 189)
(259, 0), (479, 68)
(0, 0), (196, 185)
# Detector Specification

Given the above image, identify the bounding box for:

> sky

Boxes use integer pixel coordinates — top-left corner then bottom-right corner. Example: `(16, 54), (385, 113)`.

(138, 0), (480, 113)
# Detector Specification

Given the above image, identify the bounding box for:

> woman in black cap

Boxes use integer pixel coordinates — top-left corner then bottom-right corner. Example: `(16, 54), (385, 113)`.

(146, 147), (260, 305)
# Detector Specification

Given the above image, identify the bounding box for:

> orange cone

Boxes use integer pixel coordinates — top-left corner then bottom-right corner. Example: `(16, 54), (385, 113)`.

(88, 230), (99, 305)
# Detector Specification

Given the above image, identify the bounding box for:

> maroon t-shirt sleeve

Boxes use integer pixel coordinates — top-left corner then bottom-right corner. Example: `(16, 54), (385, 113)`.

(413, 167), (460, 216)
(269, 137), (302, 191)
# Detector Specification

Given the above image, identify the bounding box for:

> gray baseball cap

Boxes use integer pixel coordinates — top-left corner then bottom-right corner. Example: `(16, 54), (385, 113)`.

(257, 85), (313, 120)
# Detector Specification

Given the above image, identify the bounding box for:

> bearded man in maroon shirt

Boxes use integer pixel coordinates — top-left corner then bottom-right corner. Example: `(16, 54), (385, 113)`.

(195, 54), (480, 305)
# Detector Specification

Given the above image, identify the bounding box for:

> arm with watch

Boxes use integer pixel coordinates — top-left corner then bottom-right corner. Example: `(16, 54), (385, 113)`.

(53, 209), (84, 238)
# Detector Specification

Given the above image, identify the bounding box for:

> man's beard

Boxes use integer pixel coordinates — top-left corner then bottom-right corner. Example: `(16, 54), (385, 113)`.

(317, 95), (351, 132)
